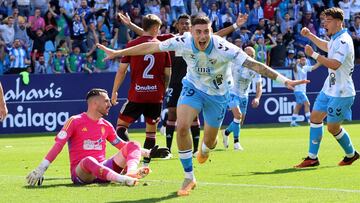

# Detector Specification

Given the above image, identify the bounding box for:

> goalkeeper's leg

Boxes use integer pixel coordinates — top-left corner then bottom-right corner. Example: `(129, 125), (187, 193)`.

(74, 156), (138, 186)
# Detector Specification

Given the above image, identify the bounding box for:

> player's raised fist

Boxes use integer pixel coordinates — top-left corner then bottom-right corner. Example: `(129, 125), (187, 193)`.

(300, 27), (310, 37)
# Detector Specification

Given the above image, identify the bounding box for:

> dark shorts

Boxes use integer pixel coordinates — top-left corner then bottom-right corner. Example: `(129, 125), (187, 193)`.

(119, 101), (162, 124)
(166, 83), (182, 108)
(71, 158), (120, 184)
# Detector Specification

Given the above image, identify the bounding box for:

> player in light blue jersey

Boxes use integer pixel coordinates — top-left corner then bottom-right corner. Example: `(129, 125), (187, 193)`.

(295, 8), (359, 168)
(97, 15), (308, 196)
(222, 46), (262, 151)
(290, 53), (321, 127)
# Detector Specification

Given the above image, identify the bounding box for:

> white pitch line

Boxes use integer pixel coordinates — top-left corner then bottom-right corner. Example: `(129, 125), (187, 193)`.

(146, 180), (360, 194)
(4, 175), (359, 194)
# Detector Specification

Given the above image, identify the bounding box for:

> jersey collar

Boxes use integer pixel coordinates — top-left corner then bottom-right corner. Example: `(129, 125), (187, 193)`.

(331, 28), (347, 40)
(191, 37), (214, 55)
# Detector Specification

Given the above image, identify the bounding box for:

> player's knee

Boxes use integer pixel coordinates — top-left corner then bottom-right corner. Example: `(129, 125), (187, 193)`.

(177, 124), (190, 137)
(126, 141), (141, 151)
(167, 109), (177, 121)
(234, 112), (242, 119)
(82, 156), (97, 165)
(327, 125), (341, 135)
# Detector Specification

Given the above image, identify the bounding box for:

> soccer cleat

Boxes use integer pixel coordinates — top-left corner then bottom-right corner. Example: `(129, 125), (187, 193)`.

(338, 151), (359, 166)
(294, 157), (320, 168)
(290, 122), (300, 127)
(127, 167), (152, 179)
(177, 178), (196, 196)
(196, 148), (209, 164)
(222, 130), (229, 149)
(120, 175), (139, 187)
(234, 142), (243, 151)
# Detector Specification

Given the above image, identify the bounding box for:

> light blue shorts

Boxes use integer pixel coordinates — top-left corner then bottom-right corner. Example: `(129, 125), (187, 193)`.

(228, 94), (248, 114)
(294, 91), (309, 104)
(177, 80), (229, 128)
(313, 91), (355, 123)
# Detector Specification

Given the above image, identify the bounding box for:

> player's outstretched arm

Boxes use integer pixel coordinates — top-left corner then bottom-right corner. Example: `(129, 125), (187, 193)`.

(96, 42), (162, 60)
(242, 57), (310, 90)
(301, 27), (328, 52)
(117, 13), (144, 36)
(215, 13), (248, 37)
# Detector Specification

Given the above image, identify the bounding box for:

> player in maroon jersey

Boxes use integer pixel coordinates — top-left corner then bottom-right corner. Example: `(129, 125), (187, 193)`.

(111, 14), (171, 166)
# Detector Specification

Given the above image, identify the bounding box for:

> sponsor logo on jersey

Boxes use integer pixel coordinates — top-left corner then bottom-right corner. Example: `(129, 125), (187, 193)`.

(81, 127), (88, 132)
(135, 84), (158, 92)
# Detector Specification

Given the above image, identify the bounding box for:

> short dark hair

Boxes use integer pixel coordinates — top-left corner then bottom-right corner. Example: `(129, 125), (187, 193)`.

(142, 14), (162, 32)
(177, 14), (190, 21)
(191, 15), (211, 26)
(323, 7), (344, 21)
(86, 88), (108, 100)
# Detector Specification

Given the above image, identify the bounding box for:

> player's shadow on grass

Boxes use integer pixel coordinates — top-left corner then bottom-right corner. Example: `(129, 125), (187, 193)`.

(107, 192), (178, 203)
(231, 166), (337, 177)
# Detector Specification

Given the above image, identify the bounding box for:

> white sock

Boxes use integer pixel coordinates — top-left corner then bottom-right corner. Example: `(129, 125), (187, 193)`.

(201, 142), (210, 154)
(185, 171), (195, 180)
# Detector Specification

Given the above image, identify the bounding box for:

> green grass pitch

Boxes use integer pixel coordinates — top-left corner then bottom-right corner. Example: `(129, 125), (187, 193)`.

(1, 123), (359, 202)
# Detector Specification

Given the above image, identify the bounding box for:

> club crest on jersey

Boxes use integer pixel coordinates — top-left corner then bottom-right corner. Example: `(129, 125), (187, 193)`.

(101, 127), (105, 135)
(57, 130), (67, 139)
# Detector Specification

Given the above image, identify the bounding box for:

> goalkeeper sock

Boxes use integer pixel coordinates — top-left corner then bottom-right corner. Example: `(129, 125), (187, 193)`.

(123, 141), (141, 173)
(190, 119), (200, 153)
(308, 122), (323, 159)
(334, 128), (355, 158)
(143, 132), (156, 164)
(116, 125), (129, 141)
(179, 149), (194, 180)
(166, 120), (176, 152)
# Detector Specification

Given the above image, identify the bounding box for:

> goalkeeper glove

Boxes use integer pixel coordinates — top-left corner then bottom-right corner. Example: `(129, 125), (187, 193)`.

(26, 159), (50, 186)
(149, 145), (170, 158)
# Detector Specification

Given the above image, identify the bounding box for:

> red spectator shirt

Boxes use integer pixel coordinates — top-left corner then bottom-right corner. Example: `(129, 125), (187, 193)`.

(121, 36), (171, 103)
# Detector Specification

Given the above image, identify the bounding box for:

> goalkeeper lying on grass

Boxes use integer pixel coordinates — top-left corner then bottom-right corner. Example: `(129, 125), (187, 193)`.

(26, 88), (170, 186)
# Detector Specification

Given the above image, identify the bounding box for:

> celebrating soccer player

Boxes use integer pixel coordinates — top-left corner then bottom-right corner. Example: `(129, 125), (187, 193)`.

(97, 15), (307, 196)
(117, 12), (249, 158)
(110, 14), (171, 166)
(26, 88), (169, 186)
(290, 53), (321, 127)
(295, 8), (359, 168)
(222, 47), (262, 151)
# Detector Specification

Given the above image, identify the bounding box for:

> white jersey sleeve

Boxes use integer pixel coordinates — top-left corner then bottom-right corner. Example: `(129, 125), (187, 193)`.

(159, 32), (191, 53)
(216, 37), (249, 66)
(331, 38), (349, 64)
